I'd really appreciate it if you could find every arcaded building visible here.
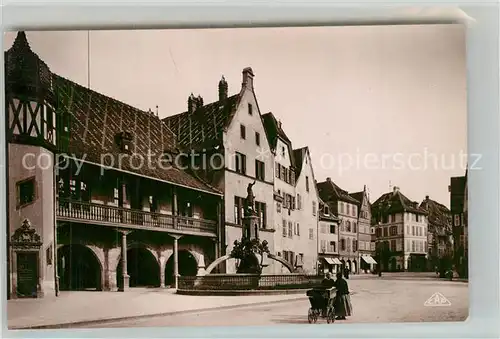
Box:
[5,32,223,298]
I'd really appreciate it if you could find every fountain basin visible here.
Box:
[177,273,323,296]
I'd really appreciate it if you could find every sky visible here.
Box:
[4,25,467,207]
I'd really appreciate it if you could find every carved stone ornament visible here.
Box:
[11,219,42,249]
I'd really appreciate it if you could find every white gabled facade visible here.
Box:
[223,68,276,274]
[272,137,298,273]
[288,147,319,274]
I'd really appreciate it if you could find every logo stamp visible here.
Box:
[424,292,452,306]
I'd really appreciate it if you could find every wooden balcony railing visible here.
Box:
[56,199,217,235]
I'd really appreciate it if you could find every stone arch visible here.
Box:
[267,254,294,273]
[57,244,104,291]
[179,243,206,268]
[116,244,160,288]
[204,255,230,275]
[164,249,199,286]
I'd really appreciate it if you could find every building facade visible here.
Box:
[288,147,320,273]
[350,186,377,273]
[449,172,468,278]
[6,32,224,298]
[164,69,277,274]
[419,195,453,271]
[371,186,429,272]
[317,200,341,274]
[317,177,360,273]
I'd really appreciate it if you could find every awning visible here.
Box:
[332,258,342,265]
[324,258,335,265]
[362,256,377,264]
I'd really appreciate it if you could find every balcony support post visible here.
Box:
[118,230,131,292]
[173,187,178,229]
[173,234,183,290]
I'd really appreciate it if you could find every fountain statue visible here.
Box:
[244,180,256,215]
[202,180,297,276]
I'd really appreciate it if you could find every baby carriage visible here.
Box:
[306,287,336,323]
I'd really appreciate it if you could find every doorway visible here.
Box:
[16,252,38,298]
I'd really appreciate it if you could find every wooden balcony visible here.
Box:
[56,199,217,237]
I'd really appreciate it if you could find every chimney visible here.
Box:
[425,195,429,201]
[188,93,196,114]
[393,186,399,194]
[278,120,282,129]
[326,177,331,182]
[156,105,159,117]
[242,67,254,91]
[218,75,228,101]
[196,95,204,110]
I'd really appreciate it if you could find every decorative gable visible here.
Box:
[11,219,42,249]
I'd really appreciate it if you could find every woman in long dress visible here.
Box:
[334,272,353,320]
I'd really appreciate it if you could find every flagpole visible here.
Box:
[87,31,91,89]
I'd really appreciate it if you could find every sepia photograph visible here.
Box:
[4,24,468,329]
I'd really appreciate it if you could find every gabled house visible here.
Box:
[317,199,341,274]
[291,146,320,274]
[317,177,360,273]
[371,186,428,272]
[259,112,320,273]
[164,68,276,273]
[419,195,453,270]
[349,186,377,273]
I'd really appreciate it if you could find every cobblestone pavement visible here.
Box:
[81,278,468,328]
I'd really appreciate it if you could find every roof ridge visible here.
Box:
[163,93,240,120]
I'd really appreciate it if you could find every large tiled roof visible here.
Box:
[52,76,220,195]
[419,196,451,235]
[316,178,360,205]
[372,188,427,216]
[349,191,364,207]
[162,94,240,150]
[261,112,292,149]
[292,147,308,177]
[6,32,221,195]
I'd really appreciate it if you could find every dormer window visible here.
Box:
[324,205,330,215]
[115,131,133,153]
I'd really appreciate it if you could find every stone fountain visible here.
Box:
[203,181,293,275]
[177,182,323,294]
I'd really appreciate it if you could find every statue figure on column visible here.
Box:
[244,180,256,216]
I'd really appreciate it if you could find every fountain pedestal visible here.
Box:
[242,214,259,241]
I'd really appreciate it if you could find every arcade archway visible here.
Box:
[165,250,198,286]
[58,244,102,291]
[117,247,160,288]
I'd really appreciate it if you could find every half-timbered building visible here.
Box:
[5,32,223,298]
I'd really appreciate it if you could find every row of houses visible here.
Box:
[5,32,465,300]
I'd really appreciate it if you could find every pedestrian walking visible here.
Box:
[343,267,350,279]
[334,272,352,320]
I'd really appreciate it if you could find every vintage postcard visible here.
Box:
[4,25,468,329]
